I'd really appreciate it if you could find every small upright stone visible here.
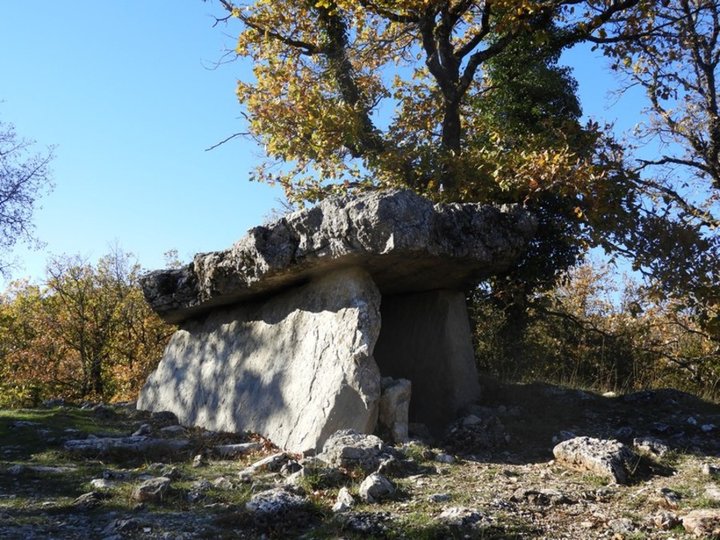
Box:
[378,377,411,443]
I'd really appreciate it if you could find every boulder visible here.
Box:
[138,268,381,454]
[141,189,535,324]
[552,436,639,484]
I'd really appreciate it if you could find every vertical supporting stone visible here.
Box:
[373,290,480,432]
[138,267,382,454]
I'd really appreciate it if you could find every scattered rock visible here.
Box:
[358,473,395,503]
[317,430,390,473]
[72,491,110,509]
[212,476,233,490]
[132,477,172,503]
[511,488,574,506]
[63,436,190,457]
[191,454,204,468]
[435,453,455,464]
[705,484,720,502]
[132,423,152,436]
[702,463,720,477]
[378,377,411,443]
[444,414,509,452]
[90,478,115,490]
[340,511,392,536]
[682,509,720,538]
[332,487,355,513]
[429,493,451,503]
[239,452,288,479]
[651,511,680,530]
[552,436,639,484]
[437,507,484,528]
[608,517,635,535]
[245,487,308,516]
[633,436,671,457]
[212,442,262,459]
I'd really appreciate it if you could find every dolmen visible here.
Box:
[138,189,535,454]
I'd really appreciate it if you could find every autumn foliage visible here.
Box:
[0,251,173,407]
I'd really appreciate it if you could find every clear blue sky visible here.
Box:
[0,2,643,286]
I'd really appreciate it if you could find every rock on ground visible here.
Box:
[317,430,391,473]
[332,487,355,513]
[132,477,172,503]
[682,509,720,538]
[138,268,382,454]
[358,473,395,503]
[378,377,411,443]
[245,487,308,516]
[63,436,190,457]
[553,436,639,484]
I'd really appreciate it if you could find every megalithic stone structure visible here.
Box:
[138,189,536,453]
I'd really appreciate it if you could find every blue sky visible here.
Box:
[0,2,643,286]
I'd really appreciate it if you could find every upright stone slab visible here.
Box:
[137,268,381,454]
[373,290,480,432]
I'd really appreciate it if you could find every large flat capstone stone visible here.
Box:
[142,189,535,324]
[137,267,381,454]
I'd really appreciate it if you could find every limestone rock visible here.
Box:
[358,473,395,503]
[552,436,639,484]
[332,487,355,513]
[138,268,382,454]
[633,436,671,457]
[141,189,535,324]
[239,452,288,479]
[437,507,484,528]
[682,509,720,538]
[318,430,390,473]
[213,442,262,459]
[132,476,171,502]
[245,487,308,516]
[63,436,190,457]
[72,491,110,509]
[378,377,411,443]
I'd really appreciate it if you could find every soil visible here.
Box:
[1,381,719,539]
